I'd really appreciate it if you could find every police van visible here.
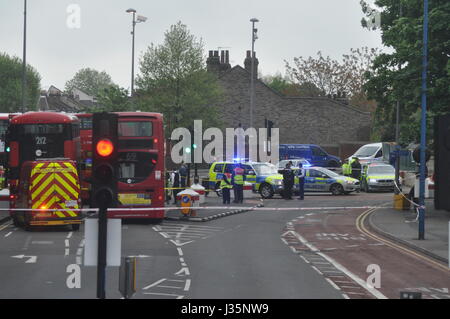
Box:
[208,161,282,198]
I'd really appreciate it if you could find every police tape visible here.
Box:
[0,205,400,213]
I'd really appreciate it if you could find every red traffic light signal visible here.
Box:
[96,139,114,157]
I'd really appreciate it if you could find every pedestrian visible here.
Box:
[171,170,181,204]
[351,157,362,181]
[297,163,305,200]
[282,162,294,199]
[179,161,188,188]
[220,174,233,204]
[232,164,245,204]
[342,159,352,177]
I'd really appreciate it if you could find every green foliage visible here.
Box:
[65,68,115,97]
[0,53,41,112]
[86,86,131,113]
[361,0,450,145]
[136,21,223,134]
[261,73,324,97]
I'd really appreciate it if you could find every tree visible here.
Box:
[284,47,380,110]
[0,53,41,113]
[136,21,223,134]
[65,68,115,97]
[85,86,131,113]
[262,73,325,97]
[361,0,450,145]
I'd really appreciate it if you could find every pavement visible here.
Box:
[367,198,449,264]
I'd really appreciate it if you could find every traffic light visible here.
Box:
[91,112,119,209]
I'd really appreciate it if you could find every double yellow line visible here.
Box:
[356,208,450,273]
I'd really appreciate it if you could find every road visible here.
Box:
[0,192,448,299]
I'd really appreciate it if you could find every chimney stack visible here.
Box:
[244,50,259,79]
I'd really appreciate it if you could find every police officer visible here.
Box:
[171,170,181,204]
[282,162,295,200]
[342,159,352,177]
[220,174,232,204]
[232,164,245,204]
[179,161,188,188]
[351,157,362,181]
[297,163,305,200]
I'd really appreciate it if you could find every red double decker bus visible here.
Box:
[76,112,165,220]
[6,112,81,205]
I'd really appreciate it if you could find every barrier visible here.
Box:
[190,183,206,204]
[176,189,200,217]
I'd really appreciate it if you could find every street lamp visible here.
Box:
[22,0,27,113]
[249,18,259,129]
[126,8,147,97]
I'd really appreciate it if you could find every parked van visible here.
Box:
[279,144,341,168]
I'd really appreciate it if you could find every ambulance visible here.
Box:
[11,159,82,230]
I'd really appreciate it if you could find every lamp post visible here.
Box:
[249,18,259,129]
[21,0,27,113]
[418,0,429,240]
[126,8,147,97]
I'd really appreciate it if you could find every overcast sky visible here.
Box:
[0,0,383,92]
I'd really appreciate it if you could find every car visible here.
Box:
[360,163,396,192]
[277,158,311,169]
[296,167,361,195]
[279,144,341,168]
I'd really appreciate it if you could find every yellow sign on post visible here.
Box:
[180,194,192,216]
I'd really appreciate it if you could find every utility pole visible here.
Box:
[418,0,429,240]
[249,18,259,129]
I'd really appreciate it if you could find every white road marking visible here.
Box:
[342,294,350,299]
[65,239,69,247]
[76,248,83,256]
[177,248,183,256]
[175,267,190,276]
[170,239,194,247]
[76,256,82,265]
[326,278,341,291]
[65,249,70,256]
[143,278,166,290]
[66,232,73,239]
[311,266,323,275]
[299,255,310,264]
[158,285,182,289]
[4,232,12,238]
[11,255,37,263]
[31,241,54,245]
[291,231,387,299]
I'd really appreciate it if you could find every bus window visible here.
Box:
[119,122,153,137]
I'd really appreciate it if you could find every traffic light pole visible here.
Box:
[97,206,107,299]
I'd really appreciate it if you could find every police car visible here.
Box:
[277,158,311,169]
[297,167,361,195]
[208,161,282,198]
[361,163,395,192]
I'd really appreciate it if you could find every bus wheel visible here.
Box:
[72,224,80,231]
[260,183,274,199]
[330,184,344,195]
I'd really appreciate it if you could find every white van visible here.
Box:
[348,143,383,164]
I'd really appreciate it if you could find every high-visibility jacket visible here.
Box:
[220,178,233,189]
[233,174,244,185]
[342,163,352,175]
